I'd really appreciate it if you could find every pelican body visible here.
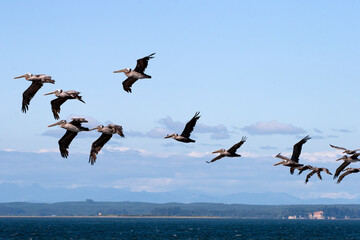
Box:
[207,136,247,163]
[14,73,55,113]
[333,153,360,179]
[274,135,311,172]
[164,112,200,143]
[48,118,89,158]
[337,167,360,183]
[89,124,125,165]
[301,166,332,184]
[114,53,155,93]
[330,144,360,155]
[44,89,85,119]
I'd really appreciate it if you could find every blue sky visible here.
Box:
[1,0,360,203]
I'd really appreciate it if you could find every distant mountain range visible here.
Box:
[0,183,359,204]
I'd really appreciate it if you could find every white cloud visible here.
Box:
[320,192,358,199]
[243,120,305,135]
[106,146,131,152]
[35,148,59,153]
[188,151,211,158]
[301,151,341,163]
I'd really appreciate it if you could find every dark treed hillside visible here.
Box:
[1,201,360,219]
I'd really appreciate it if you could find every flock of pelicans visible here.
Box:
[14,53,360,184]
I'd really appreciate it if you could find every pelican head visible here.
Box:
[164,133,177,139]
[48,120,66,127]
[14,73,32,79]
[212,149,225,154]
[336,155,347,161]
[44,89,62,96]
[113,68,131,74]
[89,125,104,131]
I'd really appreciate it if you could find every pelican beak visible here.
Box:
[163,134,172,139]
[273,161,283,166]
[336,157,343,161]
[14,74,27,79]
[212,149,222,154]
[89,127,99,131]
[113,69,126,73]
[48,121,62,127]
[43,91,57,96]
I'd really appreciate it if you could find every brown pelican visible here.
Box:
[207,137,247,163]
[303,166,332,184]
[274,135,311,171]
[113,53,155,93]
[333,153,360,179]
[296,165,313,175]
[89,124,125,165]
[164,112,200,143]
[14,73,55,113]
[330,144,360,155]
[44,89,85,119]
[48,118,89,158]
[337,168,360,183]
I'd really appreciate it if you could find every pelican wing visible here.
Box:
[50,97,70,120]
[305,170,317,184]
[316,171,322,180]
[134,53,155,74]
[69,118,89,131]
[275,153,289,161]
[109,124,125,137]
[350,152,360,159]
[180,112,200,138]
[227,136,247,154]
[206,154,225,163]
[58,130,78,158]
[290,167,295,175]
[334,161,351,179]
[89,133,113,165]
[298,165,312,175]
[337,170,357,183]
[122,77,138,93]
[22,81,43,113]
[329,144,347,151]
[291,135,311,162]
[322,168,332,175]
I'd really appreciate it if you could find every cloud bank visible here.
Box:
[243,120,305,135]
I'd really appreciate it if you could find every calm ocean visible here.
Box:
[0,217,360,239]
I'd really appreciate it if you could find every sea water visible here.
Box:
[0,217,360,239]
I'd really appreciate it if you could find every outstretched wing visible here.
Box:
[275,153,289,161]
[334,161,351,179]
[180,112,200,138]
[337,171,356,183]
[298,165,312,175]
[58,130,78,158]
[109,124,125,137]
[89,133,113,165]
[22,81,43,113]
[50,97,69,120]
[305,170,317,184]
[134,53,155,74]
[316,171,322,180]
[122,77,138,93]
[206,154,225,163]
[322,168,332,175]
[291,135,311,162]
[227,136,247,154]
[329,144,347,151]
[69,118,88,131]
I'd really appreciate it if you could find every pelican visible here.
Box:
[330,144,360,155]
[303,166,332,184]
[337,167,360,183]
[274,135,311,171]
[89,124,125,165]
[48,118,89,158]
[113,53,155,93]
[296,165,313,175]
[333,153,360,179]
[44,89,85,119]
[164,112,200,143]
[207,137,247,163]
[14,73,55,113]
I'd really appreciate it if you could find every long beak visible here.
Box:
[273,161,283,166]
[14,74,26,79]
[212,149,222,154]
[336,157,343,161]
[113,69,126,73]
[43,91,57,96]
[89,127,98,131]
[48,121,62,127]
[163,135,172,139]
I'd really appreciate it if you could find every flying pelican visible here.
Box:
[207,137,247,163]
[44,89,85,119]
[303,166,332,184]
[274,135,311,171]
[88,124,125,165]
[164,112,200,143]
[14,73,55,113]
[48,118,89,158]
[113,53,155,93]
[333,153,360,179]
[330,144,360,155]
[337,167,360,183]
[296,165,313,175]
